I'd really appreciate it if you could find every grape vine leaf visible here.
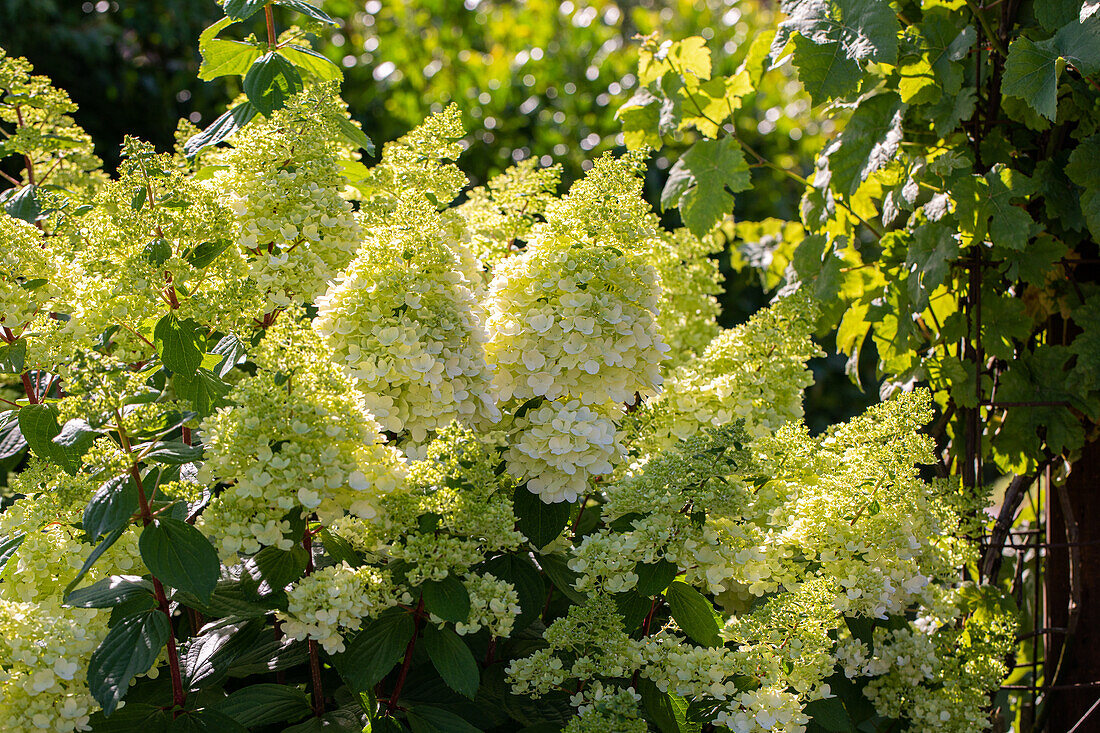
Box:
[1002,37,1063,121]
[905,222,958,310]
[819,92,904,197]
[1003,16,1100,120]
[772,0,899,63]
[1066,134,1100,239]
[773,0,899,104]
[662,137,751,238]
[789,34,862,105]
[920,8,975,95]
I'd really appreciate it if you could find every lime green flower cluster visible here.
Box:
[280,563,403,654]
[315,231,498,446]
[213,86,362,311]
[564,683,647,733]
[199,313,406,556]
[630,289,822,461]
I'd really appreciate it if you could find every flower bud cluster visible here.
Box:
[279,562,402,654]
[454,573,521,637]
[564,683,647,733]
[0,216,79,333]
[508,595,643,696]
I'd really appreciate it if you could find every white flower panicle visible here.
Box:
[315,230,498,445]
[199,313,406,556]
[213,86,363,310]
[631,289,822,460]
[486,240,667,406]
[505,398,624,503]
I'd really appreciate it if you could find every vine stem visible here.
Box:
[115,412,187,711]
[963,0,1007,55]
[302,529,325,717]
[387,595,424,715]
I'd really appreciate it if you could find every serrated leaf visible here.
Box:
[186,239,233,269]
[405,706,482,733]
[820,92,904,197]
[241,544,308,596]
[0,339,26,374]
[84,475,139,542]
[318,528,362,566]
[639,677,699,733]
[537,552,585,604]
[214,683,312,727]
[0,409,26,459]
[243,52,304,117]
[635,558,679,596]
[86,702,170,732]
[422,576,471,623]
[141,441,204,465]
[65,575,153,609]
[185,102,258,158]
[790,35,863,105]
[280,45,343,81]
[1002,37,1062,121]
[139,517,220,601]
[773,0,898,64]
[804,696,855,732]
[154,313,205,376]
[199,39,263,81]
[616,87,663,149]
[88,609,170,715]
[663,137,751,238]
[18,403,87,474]
[65,526,127,596]
[0,533,25,573]
[173,367,232,418]
[1067,135,1100,240]
[333,611,415,691]
[513,485,571,549]
[664,581,722,647]
[480,554,544,630]
[223,0,267,20]
[327,112,375,155]
[276,0,337,24]
[423,625,479,699]
[210,334,247,377]
[168,710,249,733]
[180,618,265,689]
[4,184,40,223]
